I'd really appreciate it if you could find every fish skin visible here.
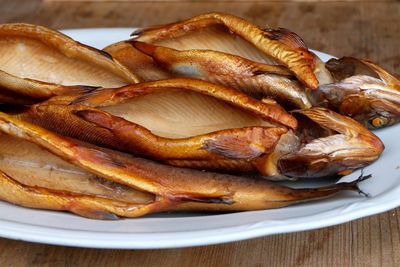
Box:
[70,78,298,130]
[76,108,287,160]
[19,78,294,165]
[132,12,319,89]
[277,108,384,178]
[130,41,312,109]
[131,41,293,77]
[0,23,140,102]
[0,69,99,102]
[20,79,384,179]
[0,112,370,218]
[103,41,172,82]
[318,57,400,129]
[0,170,170,219]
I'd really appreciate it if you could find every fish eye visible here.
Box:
[370,116,388,128]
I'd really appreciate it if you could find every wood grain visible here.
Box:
[0,1,399,266]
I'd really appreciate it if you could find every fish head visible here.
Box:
[316,75,400,129]
[315,57,400,129]
[276,108,384,178]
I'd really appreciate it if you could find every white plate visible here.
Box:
[1,28,399,249]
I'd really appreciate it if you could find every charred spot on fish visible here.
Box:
[69,92,98,105]
[253,70,268,76]
[68,201,120,220]
[96,49,114,60]
[130,29,144,37]
[75,85,101,93]
[171,195,234,205]
[78,41,114,60]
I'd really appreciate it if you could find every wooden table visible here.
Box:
[0,1,399,266]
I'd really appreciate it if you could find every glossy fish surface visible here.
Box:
[314,57,400,129]
[21,78,295,163]
[104,13,334,110]
[131,13,320,89]
[276,108,384,178]
[0,23,139,102]
[0,112,370,218]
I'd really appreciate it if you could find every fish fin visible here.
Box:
[67,201,119,220]
[73,142,127,169]
[263,28,308,50]
[203,127,285,159]
[338,172,372,197]
[74,109,125,131]
[362,60,400,89]
[293,107,370,137]
[203,137,264,159]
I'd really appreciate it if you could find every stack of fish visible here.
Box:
[0,13,398,219]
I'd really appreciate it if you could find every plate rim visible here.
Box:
[0,27,399,249]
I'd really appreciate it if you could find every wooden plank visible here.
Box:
[0,210,399,266]
[0,1,399,266]
[2,1,399,71]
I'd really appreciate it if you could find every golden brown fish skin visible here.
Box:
[0,112,369,216]
[74,108,287,160]
[0,131,155,204]
[165,158,256,173]
[316,57,400,129]
[0,171,172,219]
[0,161,370,218]
[29,103,287,161]
[188,108,384,179]
[276,108,384,178]
[0,23,139,83]
[71,78,297,129]
[129,41,312,109]
[20,78,295,162]
[132,12,319,89]
[0,69,97,102]
[0,23,139,101]
[22,102,287,162]
[22,81,383,179]
[0,90,36,105]
[131,41,293,77]
[103,41,172,82]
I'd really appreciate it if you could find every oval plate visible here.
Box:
[0,28,399,249]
